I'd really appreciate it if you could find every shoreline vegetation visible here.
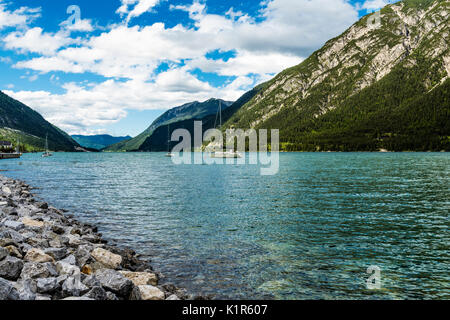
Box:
[0,174,196,301]
[7,149,450,155]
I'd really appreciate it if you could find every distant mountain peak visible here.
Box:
[71,134,132,150]
[104,98,233,152]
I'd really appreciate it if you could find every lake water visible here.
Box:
[0,152,449,299]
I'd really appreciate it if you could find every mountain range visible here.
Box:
[108,0,450,153]
[138,85,264,152]
[1,0,448,153]
[224,0,449,151]
[72,135,131,150]
[104,99,233,152]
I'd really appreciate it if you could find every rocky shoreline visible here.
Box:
[0,175,190,300]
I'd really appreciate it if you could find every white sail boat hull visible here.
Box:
[208,101,242,159]
[42,134,53,157]
[211,151,242,158]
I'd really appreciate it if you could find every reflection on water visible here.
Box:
[1,152,449,299]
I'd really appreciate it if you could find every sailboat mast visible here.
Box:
[167,124,170,153]
[219,101,222,129]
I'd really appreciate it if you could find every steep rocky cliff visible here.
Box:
[225,0,449,151]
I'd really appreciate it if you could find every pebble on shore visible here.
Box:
[0,175,189,301]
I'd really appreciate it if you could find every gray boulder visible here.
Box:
[95,269,134,297]
[20,262,58,279]
[60,254,77,266]
[3,220,24,231]
[62,296,94,300]
[0,238,19,247]
[36,277,59,294]
[82,275,101,288]
[0,230,24,242]
[56,261,80,277]
[106,291,119,300]
[44,247,67,261]
[75,245,93,266]
[0,247,8,260]
[62,277,89,297]
[0,277,19,300]
[15,279,37,300]
[50,224,66,235]
[0,256,24,280]
[36,202,48,210]
[84,286,107,300]
[2,207,17,216]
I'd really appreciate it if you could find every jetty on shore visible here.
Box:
[0,153,21,160]
[0,140,21,159]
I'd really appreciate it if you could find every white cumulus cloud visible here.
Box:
[4,27,76,55]
[117,0,163,23]
[0,1,40,29]
[2,0,362,135]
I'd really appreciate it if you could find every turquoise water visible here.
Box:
[1,152,449,299]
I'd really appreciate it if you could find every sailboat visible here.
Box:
[165,124,174,157]
[210,101,242,159]
[42,134,53,158]
[14,138,22,157]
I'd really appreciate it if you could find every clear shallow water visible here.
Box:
[1,152,449,299]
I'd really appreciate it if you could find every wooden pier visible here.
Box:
[0,153,21,159]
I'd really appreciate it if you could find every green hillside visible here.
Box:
[104,99,233,152]
[0,91,80,152]
[138,85,264,151]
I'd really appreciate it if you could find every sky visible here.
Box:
[0,0,396,137]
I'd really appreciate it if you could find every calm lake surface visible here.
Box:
[1,152,449,299]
